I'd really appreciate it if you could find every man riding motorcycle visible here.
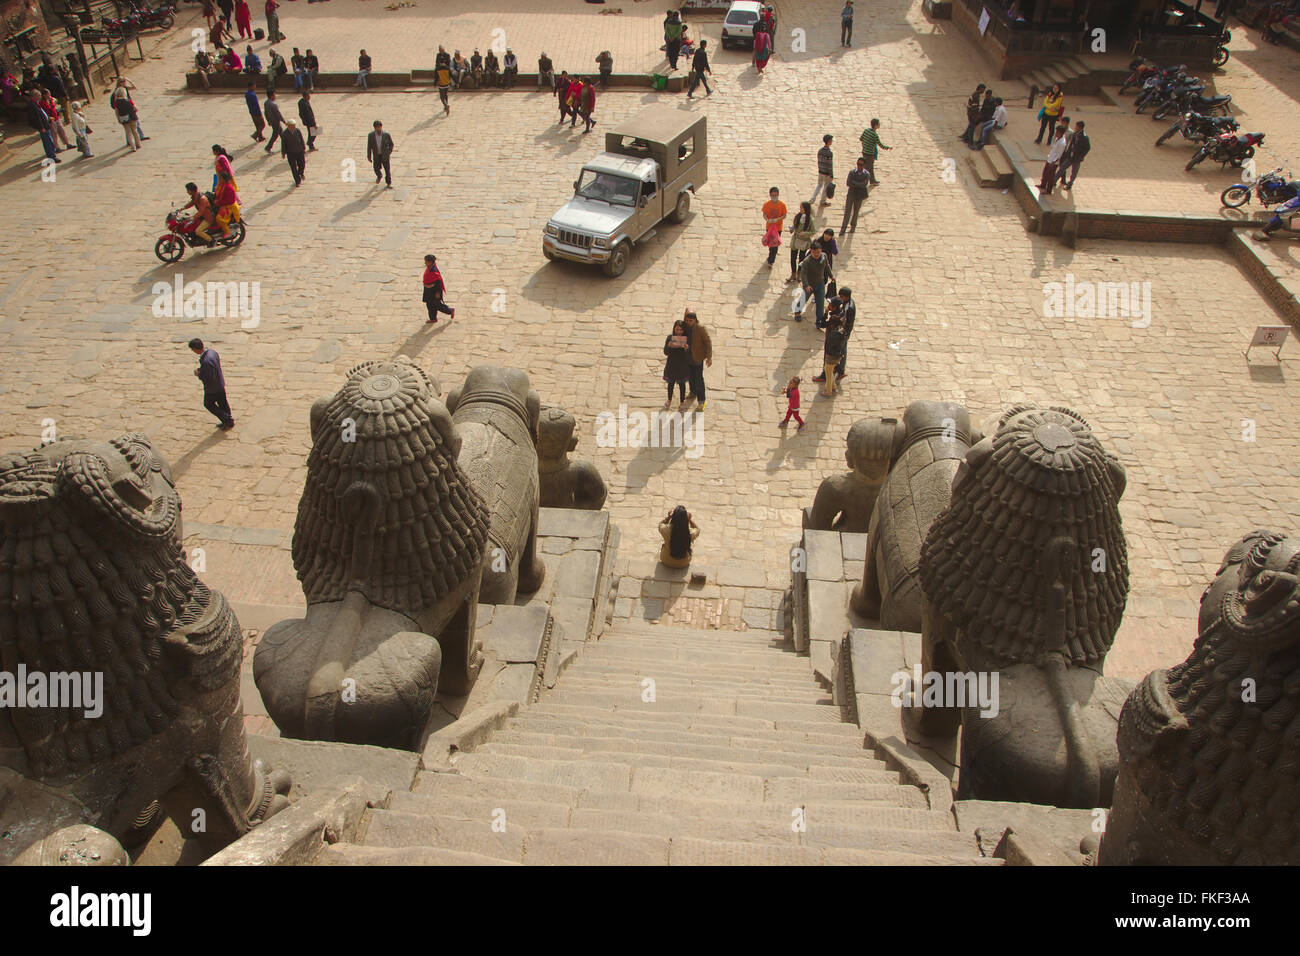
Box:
[181,180,216,243]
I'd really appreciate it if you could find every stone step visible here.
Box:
[315,843,519,865]
[410,770,928,812]
[966,148,1000,188]
[565,662,817,685]
[362,807,974,861]
[364,812,672,864]
[667,837,996,866]
[536,694,847,725]
[471,742,899,782]
[550,679,822,704]
[487,730,885,768]
[1061,57,1090,76]
[606,620,787,643]
[504,716,869,753]
[563,805,955,843]
[525,702,857,735]
[391,785,926,827]
[984,144,1015,184]
[583,640,805,661]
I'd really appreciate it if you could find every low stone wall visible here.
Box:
[186,71,686,93]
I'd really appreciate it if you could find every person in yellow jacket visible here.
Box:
[1035,83,1064,145]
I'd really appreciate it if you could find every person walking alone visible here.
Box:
[841,1,854,46]
[281,118,306,184]
[298,90,317,150]
[841,157,870,234]
[189,338,235,429]
[245,81,265,141]
[422,254,454,323]
[687,39,712,97]
[368,119,394,187]
[436,58,452,115]
[810,134,834,205]
[683,310,712,411]
[780,376,804,430]
[263,89,284,153]
[762,186,787,267]
[859,118,889,186]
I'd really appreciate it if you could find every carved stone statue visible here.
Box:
[0,434,290,862]
[446,366,545,605]
[803,417,897,533]
[1101,530,1300,865]
[850,401,976,630]
[917,404,1131,808]
[254,358,492,749]
[537,405,607,511]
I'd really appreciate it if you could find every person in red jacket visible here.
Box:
[780,376,804,430]
[235,0,253,40]
[578,77,596,134]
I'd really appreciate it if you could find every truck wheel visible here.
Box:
[603,242,629,278]
[670,191,690,224]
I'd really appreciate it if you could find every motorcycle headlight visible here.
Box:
[544,223,558,237]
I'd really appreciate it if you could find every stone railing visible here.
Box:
[186,70,687,93]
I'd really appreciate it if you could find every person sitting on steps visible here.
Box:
[659,506,700,569]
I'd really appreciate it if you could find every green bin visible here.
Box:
[652,73,668,91]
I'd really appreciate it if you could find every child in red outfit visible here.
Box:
[780,376,804,429]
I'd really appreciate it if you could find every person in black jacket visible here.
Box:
[663,319,692,408]
[1058,120,1090,190]
[281,118,306,185]
[190,338,235,429]
[298,91,317,149]
[25,91,58,163]
[687,39,712,97]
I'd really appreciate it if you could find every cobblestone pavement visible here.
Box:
[1,0,1298,680]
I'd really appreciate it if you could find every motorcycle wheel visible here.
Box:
[1186,152,1207,171]
[1153,104,1170,121]
[1213,48,1229,68]
[219,221,246,248]
[1221,185,1251,208]
[1155,125,1178,146]
[154,235,184,263]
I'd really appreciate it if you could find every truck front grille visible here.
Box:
[558,229,593,249]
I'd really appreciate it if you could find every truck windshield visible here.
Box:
[577,169,640,207]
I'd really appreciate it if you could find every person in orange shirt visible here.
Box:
[762,186,787,266]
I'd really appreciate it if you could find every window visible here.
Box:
[615,136,653,157]
[677,135,695,162]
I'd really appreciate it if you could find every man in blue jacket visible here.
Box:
[190,339,235,429]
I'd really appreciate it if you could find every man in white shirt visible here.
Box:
[972,97,1007,150]
[1039,123,1067,195]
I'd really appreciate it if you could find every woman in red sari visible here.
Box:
[213,168,241,237]
[753,27,772,74]
[235,0,253,40]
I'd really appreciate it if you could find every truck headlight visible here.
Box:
[593,237,608,248]
[544,224,559,236]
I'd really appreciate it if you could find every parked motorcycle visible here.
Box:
[1214,29,1232,68]
[1185,132,1265,172]
[1221,168,1299,209]
[1134,68,1191,111]
[1122,61,1183,97]
[1156,111,1239,147]
[1153,85,1232,121]
[154,209,245,262]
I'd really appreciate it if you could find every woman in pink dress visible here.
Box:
[753,27,772,74]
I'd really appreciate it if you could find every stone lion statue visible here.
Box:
[916,404,1131,808]
[255,358,491,749]
[1101,530,1300,865]
[0,433,289,864]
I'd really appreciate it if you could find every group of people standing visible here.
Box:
[662,310,714,412]
[958,81,1091,193]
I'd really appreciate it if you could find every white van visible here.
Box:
[720,0,763,49]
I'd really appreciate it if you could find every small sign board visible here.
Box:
[978,7,991,34]
[1246,325,1290,361]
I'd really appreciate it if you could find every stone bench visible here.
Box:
[186,71,686,92]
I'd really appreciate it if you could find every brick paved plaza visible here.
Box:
[2,0,1298,681]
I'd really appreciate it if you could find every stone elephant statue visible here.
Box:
[446,366,546,606]
[0,434,290,863]
[850,401,977,631]
[255,358,492,749]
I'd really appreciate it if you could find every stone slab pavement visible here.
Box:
[1,0,1298,682]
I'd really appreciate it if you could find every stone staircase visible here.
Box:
[316,620,992,865]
